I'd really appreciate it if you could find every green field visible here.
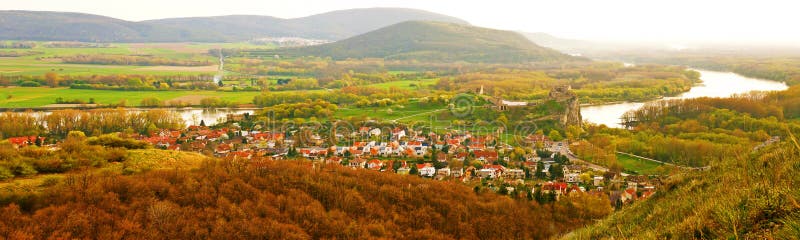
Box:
[616,153,669,175]
[334,102,445,121]
[0,42,267,76]
[364,78,437,90]
[0,87,265,107]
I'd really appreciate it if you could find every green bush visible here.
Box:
[19,81,41,87]
[0,166,13,180]
[10,160,37,176]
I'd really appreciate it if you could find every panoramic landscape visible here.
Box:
[1,1,799,239]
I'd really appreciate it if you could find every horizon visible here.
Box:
[3,0,800,46]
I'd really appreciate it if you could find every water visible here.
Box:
[581,69,789,128]
[174,108,254,126]
[32,108,256,127]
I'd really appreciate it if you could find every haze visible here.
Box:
[3,0,799,45]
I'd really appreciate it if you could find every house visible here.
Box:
[417,163,436,177]
[451,168,464,178]
[215,144,232,155]
[358,127,370,135]
[620,188,637,203]
[396,167,411,175]
[369,128,382,136]
[563,165,584,175]
[392,128,406,139]
[349,158,366,168]
[228,151,252,160]
[641,190,656,199]
[593,176,605,186]
[503,169,525,179]
[326,156,342,165]
[436,152,448,162]
[541,182,569,200]
[473,150,498,162]
[190,141,207,152]
[455,152,469,161]
[477,169,497,179]
[367,159,383,171]
[565,173,581,183]
[482,164,506,177]
[526,134,551,148]
[167,145,181,151]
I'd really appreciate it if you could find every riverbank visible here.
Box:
[581,69,789,128]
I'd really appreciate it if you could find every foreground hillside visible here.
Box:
[562,88,800,239]
[276,21,578,63]
[0,156,610,239]
[564,141,800,239]
[0,8,467,42]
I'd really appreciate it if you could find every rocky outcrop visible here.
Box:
[549,85,582,127]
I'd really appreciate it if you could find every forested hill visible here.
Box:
[274,21,582,63]
[0,8,468,42]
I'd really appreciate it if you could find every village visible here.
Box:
[6,114,657,207]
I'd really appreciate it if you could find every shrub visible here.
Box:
[0,166,13,180]
[19,81,41,87]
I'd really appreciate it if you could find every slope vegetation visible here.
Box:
[278,21,578,63]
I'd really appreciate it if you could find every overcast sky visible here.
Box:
[3,0,799,45]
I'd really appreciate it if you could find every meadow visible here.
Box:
[0,87,263,107]
[615,153,669,175]
[0,42,265,76]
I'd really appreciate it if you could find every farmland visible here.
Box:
[0,87,263,108]
[0,42,265,76]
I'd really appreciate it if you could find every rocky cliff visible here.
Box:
[549,86,582,127]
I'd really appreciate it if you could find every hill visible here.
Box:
[0,8,467,42]
[0,11,219,42]
[145,8,469,41]
[563,141,800,239]
[561,88,800,239]
[276,21,579,63]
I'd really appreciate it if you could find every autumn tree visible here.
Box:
[45,72,60,87]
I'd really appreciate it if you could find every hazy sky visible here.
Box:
[3,0,799,45]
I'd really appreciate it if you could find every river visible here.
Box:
[581,69,789,128]
[30,108,256,127]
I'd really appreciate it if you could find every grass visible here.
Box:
[616,153,668,175]
[364,78,437,90]
[0,149,208,192]
[0,42,264,76]
[119,149,208,174]
[334,102,445,121]
[0,87,266,107]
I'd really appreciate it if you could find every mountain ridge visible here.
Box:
[0,8,468,42]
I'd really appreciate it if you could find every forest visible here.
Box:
[573,86,800,169]
[0,109,184,139]
[0,155,611,239]
[608,51,800,86]
[60,54,214,66]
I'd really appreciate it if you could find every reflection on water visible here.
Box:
[31,108,256,127]
[581,70,788,128]
[175,109,255,126]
